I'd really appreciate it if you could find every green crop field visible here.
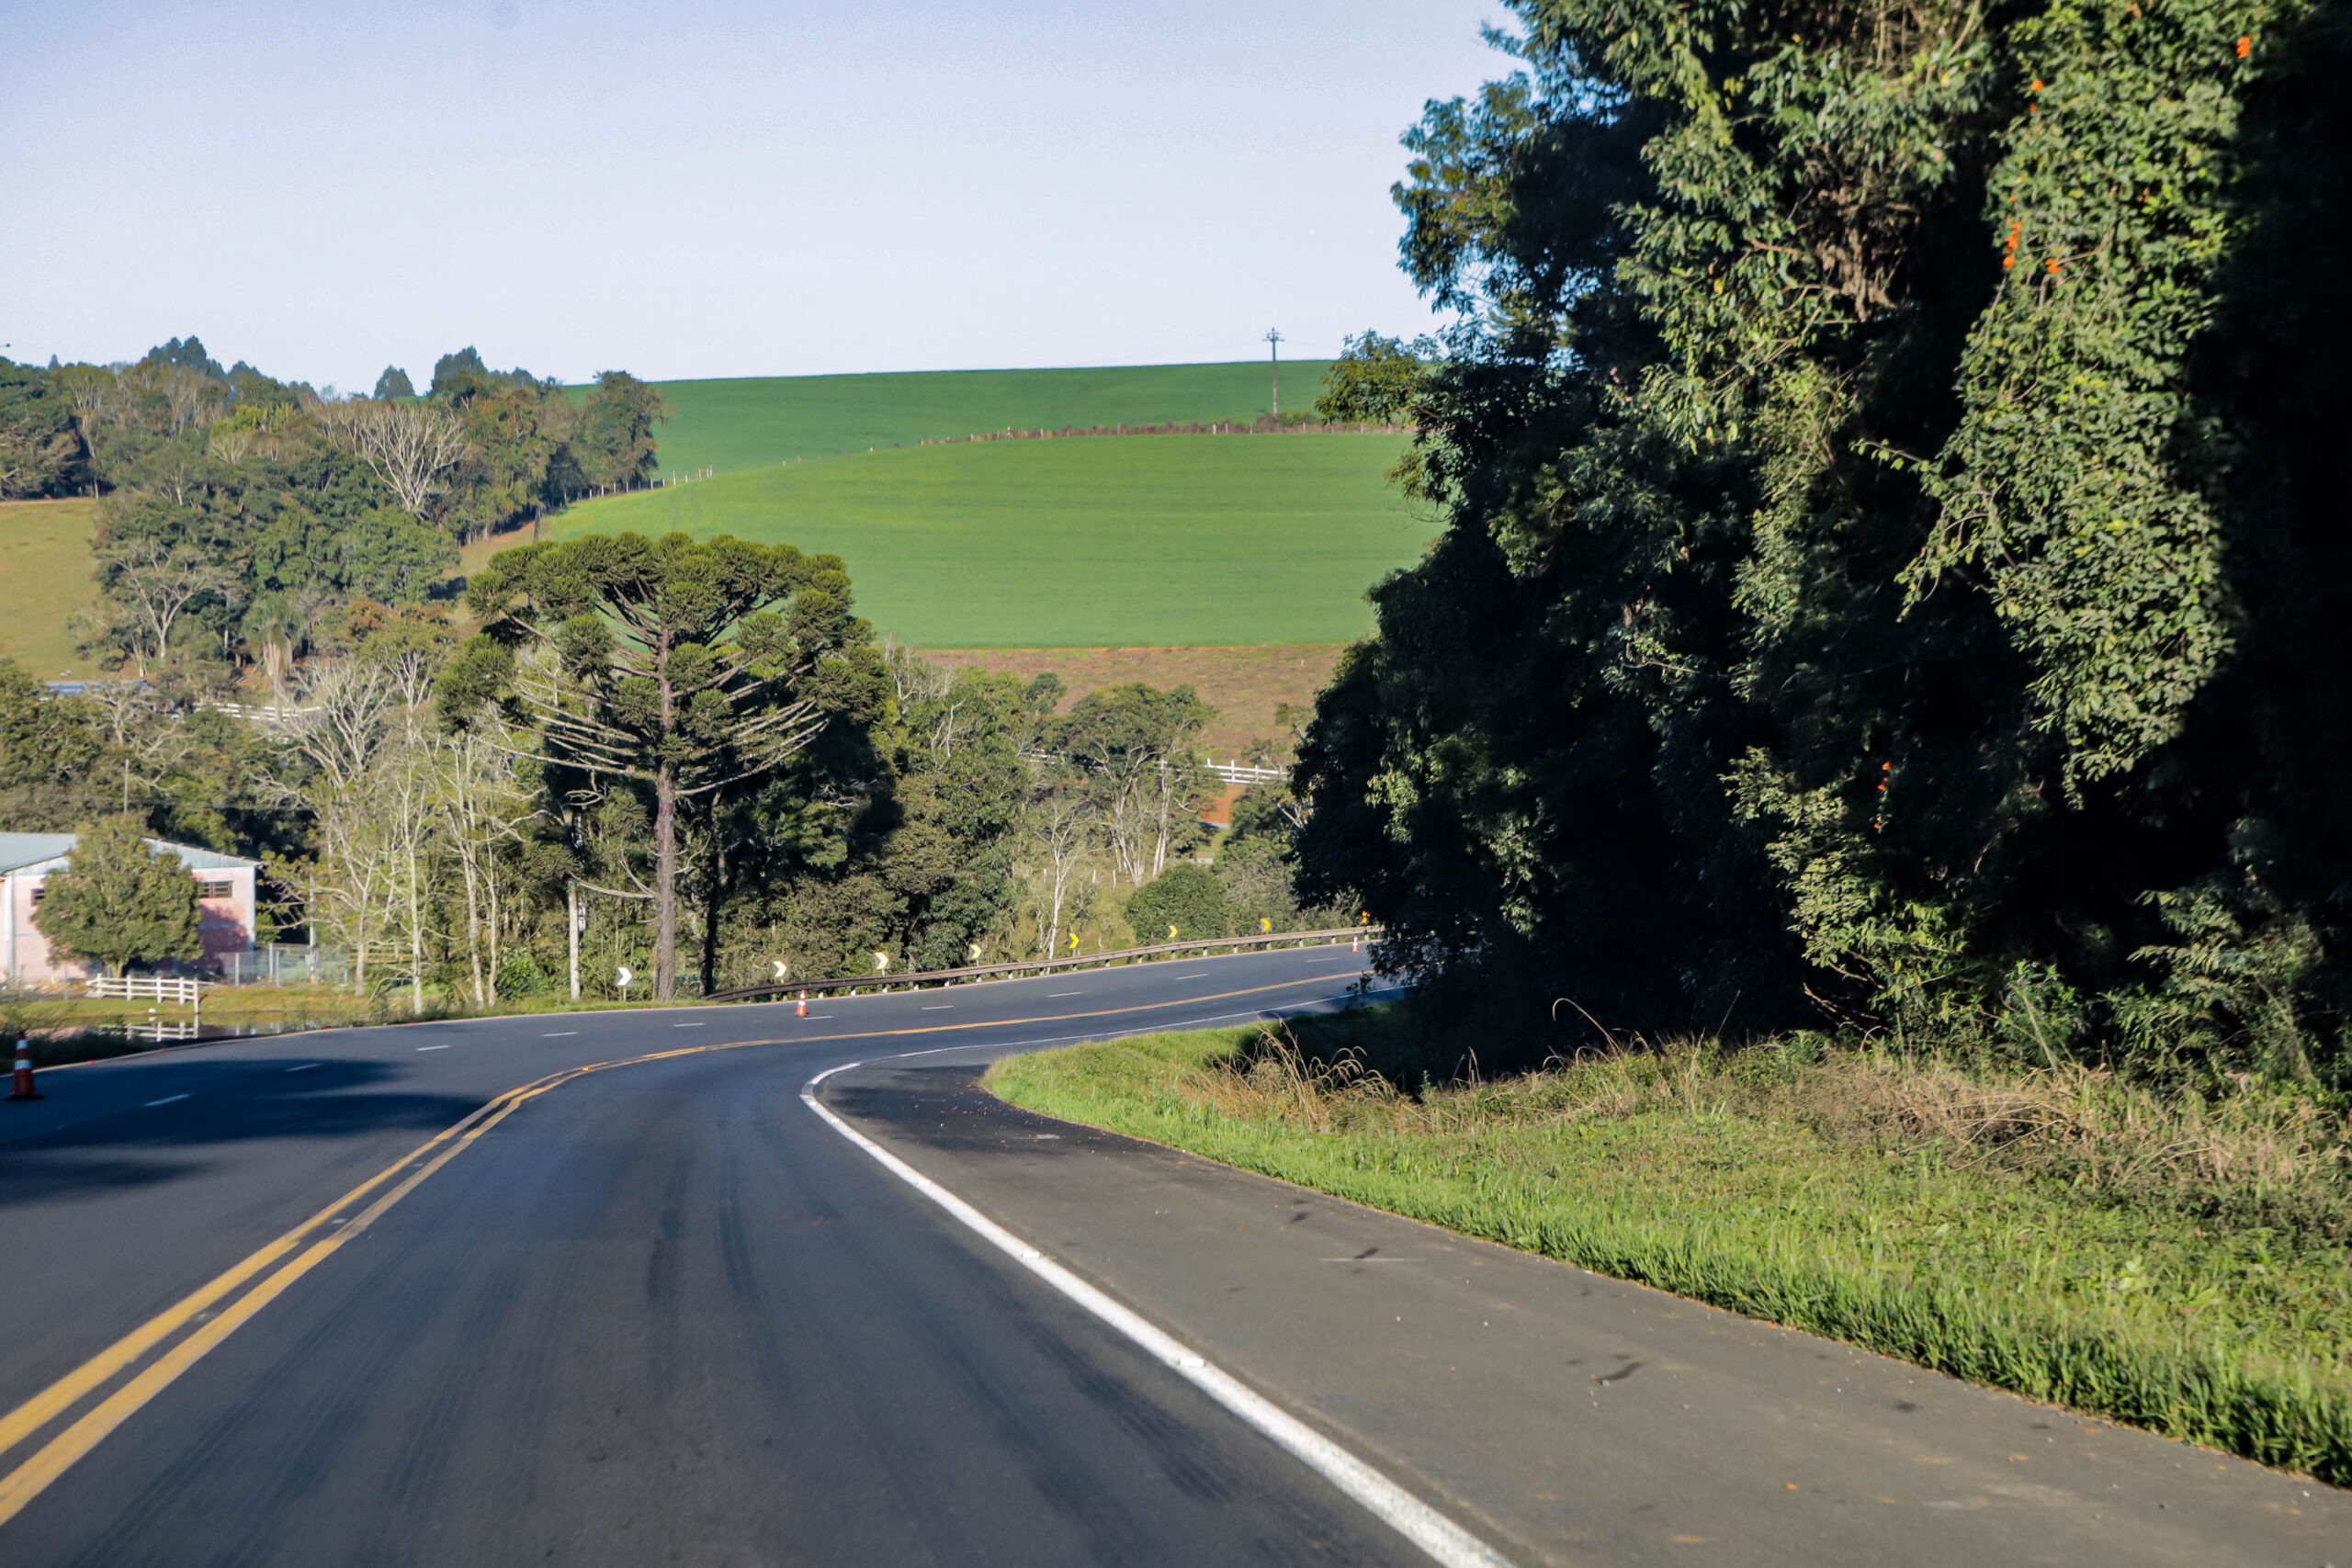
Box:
[0,499,101,678]
[542,432,1426,647]
[636,360,1331,480]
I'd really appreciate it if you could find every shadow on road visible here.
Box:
[830,1062,1115,1157]
[0,1059,482,1208]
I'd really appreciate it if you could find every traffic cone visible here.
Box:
[1351,935,1359,953]
[8,1037,39,1101]
[797,991,808,1018]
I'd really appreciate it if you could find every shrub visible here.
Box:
[1125,863,1231,942]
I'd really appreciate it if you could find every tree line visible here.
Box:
[0,337,666,695]
[1294,0,2351,1088]
[0,541,1329,1005]
[0,333,1343,1007]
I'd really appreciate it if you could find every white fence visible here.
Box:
[80,976,209,1004]
[1016,750,1288,787]
[202,701,322,728]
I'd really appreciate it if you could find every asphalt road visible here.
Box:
[1,945,2342,1566]
[1,946,1421,1566]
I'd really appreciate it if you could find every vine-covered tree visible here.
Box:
[1297,0,2352,1081]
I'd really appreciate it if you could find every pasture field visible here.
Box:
[637,360,1332,479]
[0,498,101,678]
[539,432,1426,648]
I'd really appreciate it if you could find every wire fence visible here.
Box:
[218,945,352,987]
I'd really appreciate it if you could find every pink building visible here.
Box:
[0,832,260,986]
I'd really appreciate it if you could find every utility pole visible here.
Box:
[1264,328,1283,418]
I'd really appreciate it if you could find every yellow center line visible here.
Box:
[0,1069,570,1466]
[0,970,1353,1529]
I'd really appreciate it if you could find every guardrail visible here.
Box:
[701,925,1381,1005]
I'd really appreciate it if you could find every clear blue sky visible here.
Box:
[0,1,1509,389]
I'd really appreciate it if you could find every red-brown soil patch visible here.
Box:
[921,644,1347,761]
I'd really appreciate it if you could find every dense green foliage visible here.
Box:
[1126,863,1231,941]
[631,360,1338,479]
[551,434,1423,647]
[991,1021,2352,1484]
[0,359,85,499]
[0,337,665,689]
[0,655,289,853]
[1313,331,1434,425]
[1297,0,2352,1083]
[33,817,205,975]
[451,531,888,999]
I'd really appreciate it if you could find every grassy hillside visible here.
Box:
[546,433,1425,647]
[0,499,100,678]
[640,360,1330,479]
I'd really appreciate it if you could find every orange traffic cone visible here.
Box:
[8,1037,39,1101]
[797,991,808,1018]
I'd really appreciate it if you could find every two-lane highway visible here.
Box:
[2,946,1417,1566]
[6,942,2344,1566]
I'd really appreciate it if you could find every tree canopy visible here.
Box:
[33,818,206,976]
[449,530,888,998]
[1296,0,2352,1084]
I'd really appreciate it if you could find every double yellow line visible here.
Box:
[0,972,1350,1529]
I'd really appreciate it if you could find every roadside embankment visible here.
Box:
[987,1015,2352,1487]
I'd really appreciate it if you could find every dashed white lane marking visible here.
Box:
[673,1022,706,1029]
[802,1060,1515,1568]
[144,1094,191,1107]
[1047,991,1083,998]
[416,1044,449,1052]
[922,1005,953,1010]
[543,1032,577,1037]
[283,1064,321,1073]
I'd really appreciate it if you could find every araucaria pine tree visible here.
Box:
[446,532,887,1000]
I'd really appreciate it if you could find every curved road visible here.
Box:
[2,946,2342,1565]
[2,947,1413,1566]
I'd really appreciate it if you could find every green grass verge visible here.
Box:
[987,1024,2352,1487]
[0,499,101,679]
[548,433,1425,647]
[634,360,1335,479]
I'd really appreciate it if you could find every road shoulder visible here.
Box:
[821,1057,2345,1568]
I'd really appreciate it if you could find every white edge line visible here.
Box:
[800,1060,1514,1568]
